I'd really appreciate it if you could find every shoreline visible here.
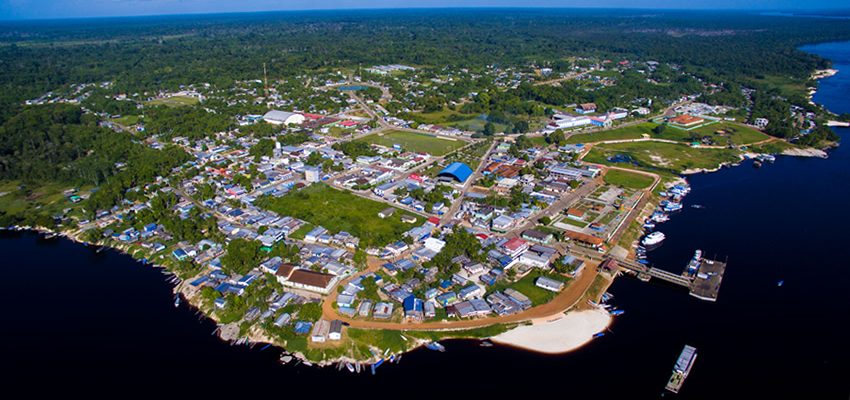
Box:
[491,309,612,354]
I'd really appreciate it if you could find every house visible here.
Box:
[304,226,328,243]
[310,319,330,343]
[491,215,514,232]
[566,208,586,220]
[273,313,292,327]
[576,103,597,114]
[403,296,424,321]
[373,302,394,319]
[458,284,484,300]
[329,320,343,341]
[401,214,418,223]
[424,237,446,253]
[304,166,322,183]
[378,207,396,219]
[522,229,553,244]
[520,251,551,268]
[535,276,564,292]
[501,237,529,259]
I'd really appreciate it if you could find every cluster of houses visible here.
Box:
[543,104,631,133]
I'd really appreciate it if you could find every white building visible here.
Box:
[263,110,306,125]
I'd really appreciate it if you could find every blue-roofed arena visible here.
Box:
[438,162,473,183]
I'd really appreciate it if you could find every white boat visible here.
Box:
[346,362,355,373]
[642,231,666,246]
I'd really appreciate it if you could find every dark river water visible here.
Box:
[3,43,849,398]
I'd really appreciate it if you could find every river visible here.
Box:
[2,43,849,398]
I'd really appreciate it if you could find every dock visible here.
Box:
[611,256,727,302]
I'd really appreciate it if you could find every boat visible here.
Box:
[355,362,362,373]
[686,250,702,275]
[753,160,762,168]
[480,340,494,347]
[260,343,272,351]
[777,280,784,287]
[665,345,698,394]
[643,223,656,229]
[690,204,705,209]
[610,309,625,316]
[593,332,606,338]
[641,231,666,246]
[425,341,446,352]
[637,259,649,265]
[174,294,181,308]
[346,362,355,373]
[279,354,293,364]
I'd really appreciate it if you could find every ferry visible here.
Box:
[642,231,666,246]
[665,345,698,393]
[425,341,446,352]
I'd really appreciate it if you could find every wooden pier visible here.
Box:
[610,256,727,301]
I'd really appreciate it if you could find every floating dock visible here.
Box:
[611,255,728,302]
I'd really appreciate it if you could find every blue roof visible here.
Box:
[438,162,473,183]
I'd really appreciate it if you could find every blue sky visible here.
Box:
[0,0,847,20]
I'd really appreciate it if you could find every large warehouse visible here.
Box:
[263,110,306,125]
[438,162,473,183]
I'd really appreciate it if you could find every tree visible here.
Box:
[653,124,667,135]
[221,239,261,275]
[483,122,495,136]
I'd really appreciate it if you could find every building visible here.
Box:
[263,110,306,125]
[502,237,530,259]
[329,320,343,341]
[378,207,396,219]
[310,319,330,342]
[304,166,321,183]
[437,162,473,184]
[275,264,339,294]
[403,296,424,321]
[668,114,704,128]
[536,276,564,292]
[576,103,597,114]
[522,229,553,244]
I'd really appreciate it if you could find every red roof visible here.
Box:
[669,114,704,126]
[408,174,423,182]
[301,113,324,120]
[427,217,440,225]
[503,237,528,252]
[340,120,358,127]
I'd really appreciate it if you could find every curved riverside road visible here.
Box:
[321,258,598,331]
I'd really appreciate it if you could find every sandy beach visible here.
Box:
[491,309,612,354]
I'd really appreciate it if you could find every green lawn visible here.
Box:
[403,108,477,124]
[565,122,657,144]
[583,141,741,174]
[488,270,568,306]
[255,183,423,247]
[680,122,769,145]
[145,95,199,107]
[560,217,589,228]
[356,130,467,156]
[748,140,796,154]
[566,121,768,146]
[603,169,655,190]
[111,115,141,125]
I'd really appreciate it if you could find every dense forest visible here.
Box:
[1,9,849,124]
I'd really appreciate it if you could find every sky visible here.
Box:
[0,0,847,20]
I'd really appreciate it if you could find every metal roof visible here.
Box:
[438,162,473,183]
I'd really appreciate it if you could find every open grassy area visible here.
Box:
[487,269,568,306]
[681,122,769,145]
[583,141,741,174]
[256,183,422,247]
[145,95,199,107]
[748,140,796,154]
[111,115,141,126]
[567,121,768,146]
[0,180,81,217]
[403,108,477,124]
[565,122,657,144]
[603,169,655,190]
[356,130,467,156]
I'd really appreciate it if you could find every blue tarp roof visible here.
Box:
[438,162,473,183]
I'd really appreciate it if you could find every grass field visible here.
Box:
[356,130,467,156]
[111,115,141,125]
[145,95,199,107]
[256,184,422,247]
[603,169,655,190]
[565,122,656,144]
[583,141,741,174]
[748,140,796,154]
[404,108,477,124]
[566,121,769,146]
[487,270,568,306]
